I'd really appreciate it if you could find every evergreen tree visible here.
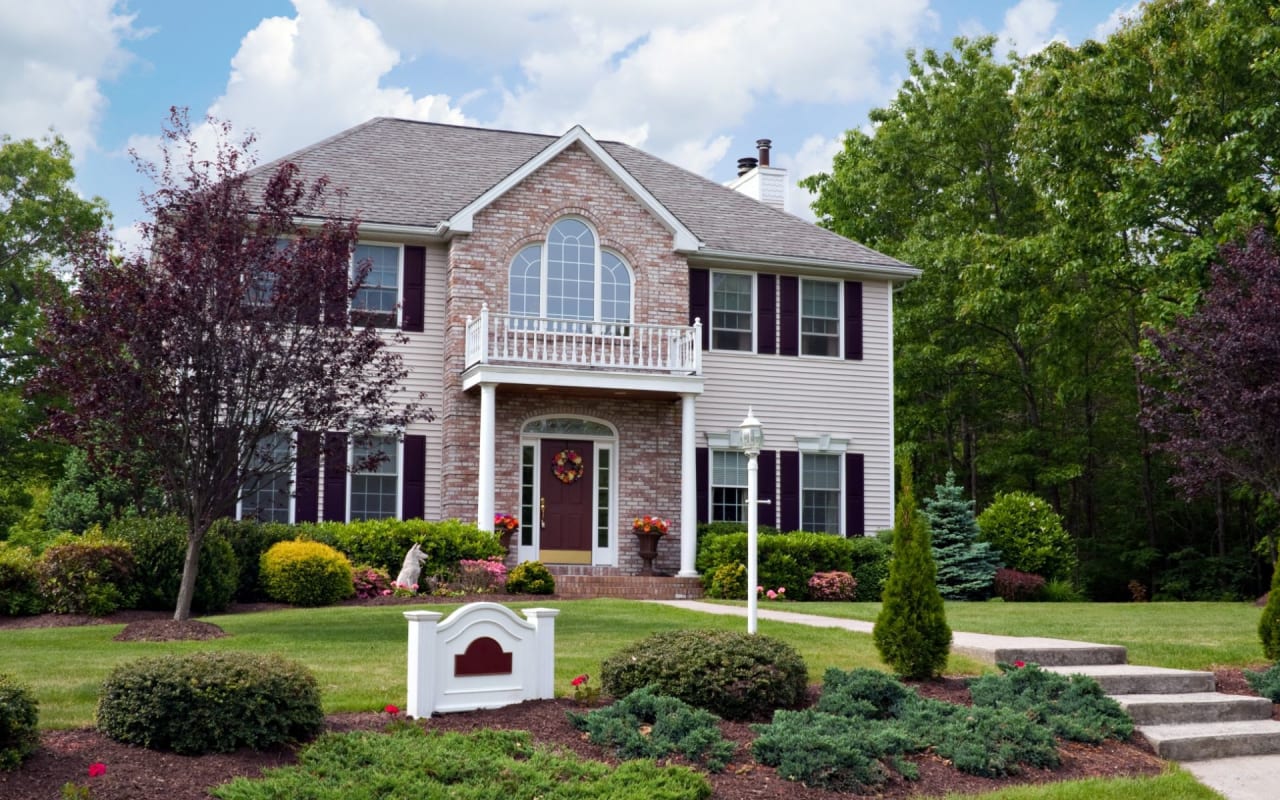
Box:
[1261,556,1280,661]
[925,472,1000,599]
[874,464,952,679]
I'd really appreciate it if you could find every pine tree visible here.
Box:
[873,463,952,679]
[925,472,1000,599]
[1260,555,1280,661]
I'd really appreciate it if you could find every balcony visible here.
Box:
[462,305,704,394]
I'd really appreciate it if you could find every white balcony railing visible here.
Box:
[465,304,702,375]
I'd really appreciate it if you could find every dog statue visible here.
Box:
[395,543,427,591]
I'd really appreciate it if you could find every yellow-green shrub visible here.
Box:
[259,540,354,606]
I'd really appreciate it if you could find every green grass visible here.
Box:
[756,600,1265,670]
[928,769,1223,799]
[0,599,985,729]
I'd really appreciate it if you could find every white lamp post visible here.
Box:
[739,408,764,635]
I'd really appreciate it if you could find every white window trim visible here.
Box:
[351,241,404,328]
[512,217,634,326]
[346,434,403,522]
[709,448,750,524]
[237,430,297,524]
[796,434,850,535]
[798,277,843,360]
[709,269,756,353]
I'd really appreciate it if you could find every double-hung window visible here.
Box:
[352,243,400,328]
[801,452,842,533]
[507,218,632,332]
[711,272,753,351]
[800,279,840,357]
[240,433,293,523]
[711,450,749,523]
[350,435,399,521]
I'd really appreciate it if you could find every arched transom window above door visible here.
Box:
[509,218,633,325]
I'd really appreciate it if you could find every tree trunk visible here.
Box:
[173,526,206,622]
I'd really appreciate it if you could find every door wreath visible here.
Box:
[551,449,585,485]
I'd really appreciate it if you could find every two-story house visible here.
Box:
[240,118,918,581]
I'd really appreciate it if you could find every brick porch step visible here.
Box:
[552,574,704,600]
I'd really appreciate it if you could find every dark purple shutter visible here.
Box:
[294,430,320,523]
[844,280,863,360]
[758,449,777,529]
[402,434,426,520]
[689,268,710,350]
[780,450,800,532]
[845,452,865,536]
[402,246,425,333]
[779,275,798,357]
[695,446,709,524]
[757,274,777,355]
[322,431,348,521]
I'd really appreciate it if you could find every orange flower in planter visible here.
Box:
[632,515,670,535]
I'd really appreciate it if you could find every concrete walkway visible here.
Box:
[653,600,1278,800]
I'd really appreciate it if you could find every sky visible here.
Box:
[0,0,1142,247]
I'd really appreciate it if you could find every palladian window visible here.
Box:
[507,218,632,330]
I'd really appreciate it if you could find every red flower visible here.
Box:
[1013,660,1026,668]
[571,674,588,687]
[88,762,107,778]
[384,704,400,715]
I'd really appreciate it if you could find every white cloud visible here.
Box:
[997,0,1065,57]
[1092,3,1141,40]
[0,0,142,156]
[777,134,843,222]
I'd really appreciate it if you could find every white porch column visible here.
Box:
[478,382,496,531]
[678,392,698,577]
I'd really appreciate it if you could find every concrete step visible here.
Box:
[1140,719,1280,761]
[951,633,1127,666]
[1046,664,1216,695]
[1114,692,1275,725]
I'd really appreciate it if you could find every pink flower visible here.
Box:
[757,586,764,593]
[766,590,777,600]
[571,674,588,687]
[88,762,107,778]
[1013,660,1026,668]
[384,704,400,715]
[777,587,785,594]
[381,589,391,596]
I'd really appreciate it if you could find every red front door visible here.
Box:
[541,440,593,563]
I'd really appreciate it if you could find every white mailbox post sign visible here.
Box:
[404,602,559,718]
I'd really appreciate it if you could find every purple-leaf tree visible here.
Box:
[34,109,430,622]
[1139,227,1280,507]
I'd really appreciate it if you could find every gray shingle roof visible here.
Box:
[248,118,910,272]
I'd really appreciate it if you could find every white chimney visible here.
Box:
[727,138,787,212]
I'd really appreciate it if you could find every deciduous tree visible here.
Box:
[35,110,430,621]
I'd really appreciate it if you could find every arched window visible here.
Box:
[507,218,632,326]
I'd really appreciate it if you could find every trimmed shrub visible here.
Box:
[260,539,354,606]
[977,491,1077,582]
[36,537,138,615]
[1245,662,1280,702]
[211,518,296,602]
[993,568,1046,602]
[848,535,890,601]
[1261,557,1280,660]
[97,652,324,754]
[0,674,39,770]
[924,472,999,599]
[706,562,747,599]
[304,518,503,580]
[968,664,1132,743]
[873,464,951,679]
[352,564,393,599]
[808,571,857,601]
[456,557,507,593]
[600,629,807,721]
[506,560,555,594]
[903,701,1059,777]
[108,515,239,613]
[697,530,856,600]
[0,544,44,616]
[816,667,910,720]
[569,686,736,772]
[751,709,893,792]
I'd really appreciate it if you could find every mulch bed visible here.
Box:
[0,599,1265,799]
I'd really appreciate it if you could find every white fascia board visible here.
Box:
[690,248,922,283]
[287,216,448,240]
[462,363,705,395]
[447,125,702,253]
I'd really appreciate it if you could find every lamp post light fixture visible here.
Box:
[739,408,764,634]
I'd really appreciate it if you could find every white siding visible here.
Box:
[696,279,895,532]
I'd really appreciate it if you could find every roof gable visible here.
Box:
[447,125,701,252]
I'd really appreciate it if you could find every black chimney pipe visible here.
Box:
[756,138,772,167]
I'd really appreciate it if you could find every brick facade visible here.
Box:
[440,144,692,575]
